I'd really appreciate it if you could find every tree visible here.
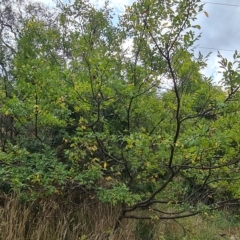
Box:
[1,0,240,232]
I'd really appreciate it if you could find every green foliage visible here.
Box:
[135,220,155,240]
[1,0,240,230]
[0,144,69,199]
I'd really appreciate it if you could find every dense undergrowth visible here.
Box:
[0,194,240,240]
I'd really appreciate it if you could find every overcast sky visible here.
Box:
[195,1,240,83]
[37,0,240,83]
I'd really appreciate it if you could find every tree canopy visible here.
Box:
[1,0,240,230]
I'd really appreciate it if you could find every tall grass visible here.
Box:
[0,194,118,240]
[0,194,240,240]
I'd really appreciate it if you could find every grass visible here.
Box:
[0,194,240,240]
[152,211,240,240]
[0,194,118,240]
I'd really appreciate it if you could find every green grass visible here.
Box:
[152,211,240,240]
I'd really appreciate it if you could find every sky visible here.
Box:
[195,1,240,83]
[35,0,240,84]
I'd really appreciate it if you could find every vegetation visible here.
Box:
[1,0,240,238]
[0,195,240,239]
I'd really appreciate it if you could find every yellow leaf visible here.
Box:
[150,177,156,183]
[125,7,131,13]
[103,162,107,169]
[204,11,209,17]
[54,189,59,194]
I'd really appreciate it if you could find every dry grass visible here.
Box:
[0,194,120,240]
[0,194,142,240]
[0,194,240,240]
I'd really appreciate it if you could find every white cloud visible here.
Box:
[121,38,133,58]
[31,0,56,6]
[30,0,56,6]
[89,0,134,13]
[34,0,240,87]
[33,0,134,15]
[194,1,240,83]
